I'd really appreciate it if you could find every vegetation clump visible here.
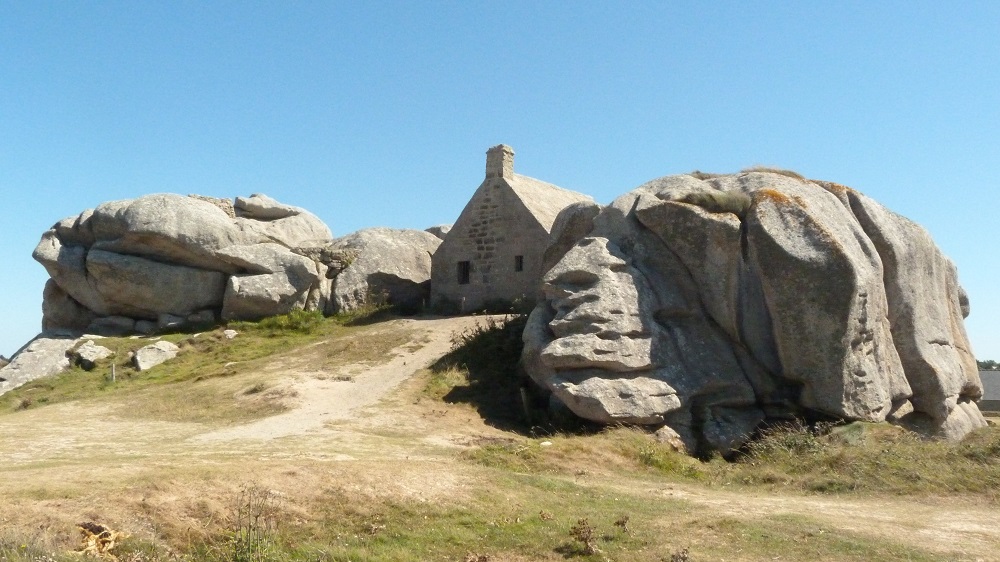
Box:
[741,165,806,180]
[718,421,1000,498]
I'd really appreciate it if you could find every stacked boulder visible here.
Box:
[34,193,335,334]
[522,171,985,454]
[33,193,445,337]
[325,227,441,313]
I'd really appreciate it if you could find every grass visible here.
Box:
[429,314,540,431]
[2,312,999,561]
[0,309,413,425]
[714,421,1000,498]
[426,314,1000,501]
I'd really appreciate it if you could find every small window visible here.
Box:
[457,261,471,285]
[514,255,524,272]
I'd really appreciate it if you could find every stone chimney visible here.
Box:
[486,144,514,179]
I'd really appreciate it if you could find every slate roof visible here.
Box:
[981,371,1000,400]
[507,173,593,232]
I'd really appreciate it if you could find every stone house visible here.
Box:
[980,371,1000,412]
[431,145,593,312]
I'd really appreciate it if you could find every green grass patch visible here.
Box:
[0,311,414,425]
[713,421,1000,499]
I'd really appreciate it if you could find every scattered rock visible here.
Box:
[70,340,114,371]
[223,329,238,340]
[133,340,180,371]
[653,425,688,454]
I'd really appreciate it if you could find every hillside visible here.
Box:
[0,313,998,562]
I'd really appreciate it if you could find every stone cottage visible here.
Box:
[431,145,593,312]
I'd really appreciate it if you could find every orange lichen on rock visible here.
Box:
[754,188,805,208]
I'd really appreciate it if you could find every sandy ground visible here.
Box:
[191,316,480,443]
[0,315,998,561]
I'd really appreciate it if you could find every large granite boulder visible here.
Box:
[34,193,334,335]
[219,243,329,321]
[327,227,442,313]
[0,335,79,396]
[523,171,985,455]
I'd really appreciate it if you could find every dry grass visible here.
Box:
[742,165,807,180]
[0,315,997,561]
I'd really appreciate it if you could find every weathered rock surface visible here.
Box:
[219,243,328,321]
[0,335,80,396]
[425,224,452,239]
[523,171,985,454]
[133,340,180,371]
[327,228,442,313]
[34,193,334,335]
[71,340,114,371]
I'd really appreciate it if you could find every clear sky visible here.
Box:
[1,2,997,361]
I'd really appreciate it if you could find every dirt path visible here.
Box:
[192,316,489,443]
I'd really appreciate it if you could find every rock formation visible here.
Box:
[133,340,180,371]
[325,227,442,313]
[522,171,985,455]
[0,336,80,396]
[70,340,114,371]
[425,224,452,240]
[34,193,335,333]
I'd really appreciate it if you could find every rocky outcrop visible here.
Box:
[34,193,334,335]
[425,224,452,240]
[326,228,442,313]
[523,172,985,454]
[133,340,180,371]
[0,335,80,395]
[70,340,114,371]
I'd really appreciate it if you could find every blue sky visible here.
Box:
[1,2,997,360]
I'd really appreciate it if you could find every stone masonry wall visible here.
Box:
[431,178,548,312]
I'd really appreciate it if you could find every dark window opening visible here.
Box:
[514,255,524,272]
[457,261,471,284]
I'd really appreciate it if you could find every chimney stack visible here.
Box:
[485,144,514,179]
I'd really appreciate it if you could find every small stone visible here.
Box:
[223,329,238,340]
